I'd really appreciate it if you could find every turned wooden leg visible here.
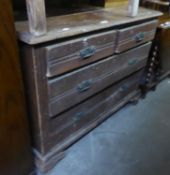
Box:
[26,0,47,36]
[151,85,157,91]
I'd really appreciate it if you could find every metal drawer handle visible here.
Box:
[80,46,96,59]
[128,59,138,66]
[120,84,129,92]
[73,112,85,122]
[135,32,145,43]
[77,79,93,93]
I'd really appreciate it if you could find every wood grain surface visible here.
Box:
[15,5,162,44]
[48,43,151,117]
[0,1,34,175]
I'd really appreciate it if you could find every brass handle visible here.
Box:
[135,32,145,43]
[80,46,96,59]
[120,84,129,92]
[77,80,93,93]
[73,112,85,122]
[128,59,138,66]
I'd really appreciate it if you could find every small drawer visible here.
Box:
[47,43,151,117]
[49,70,143,146]
[116,20,158,53]
[45,31,117,77]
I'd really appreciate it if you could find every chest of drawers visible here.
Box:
[16,6,161,173]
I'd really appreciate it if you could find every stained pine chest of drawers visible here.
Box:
[16,7,161,173]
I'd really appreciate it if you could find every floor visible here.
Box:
[38,78,170,175]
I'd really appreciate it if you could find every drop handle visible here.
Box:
[80,46,96,59]
[128,59,138,66]
[120,84,129,92]
[135,32,145,43]
[77,79,93,93]
[73,112,85,122]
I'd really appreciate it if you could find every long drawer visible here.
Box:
[47,43,151,117]
[116,20,158,53]
[49,70,143,147]
[45,31,117,77]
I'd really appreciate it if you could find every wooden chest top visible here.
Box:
[15,5,162,45]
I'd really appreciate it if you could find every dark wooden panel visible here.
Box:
[159,28,170,74]
[45,30,117,77]
[116,20,158,53]
[20,45,50,155]
[0,1,34,175]
[48,43,151,117]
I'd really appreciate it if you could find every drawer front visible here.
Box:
[49,70,142,146]
[45,31,117,77]
[47,43,151,117]
[116,20,158,53]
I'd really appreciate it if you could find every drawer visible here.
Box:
[49,70,143,146]
[45,31,117,77]
[47,43,151,117]
[116,20,158,53]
